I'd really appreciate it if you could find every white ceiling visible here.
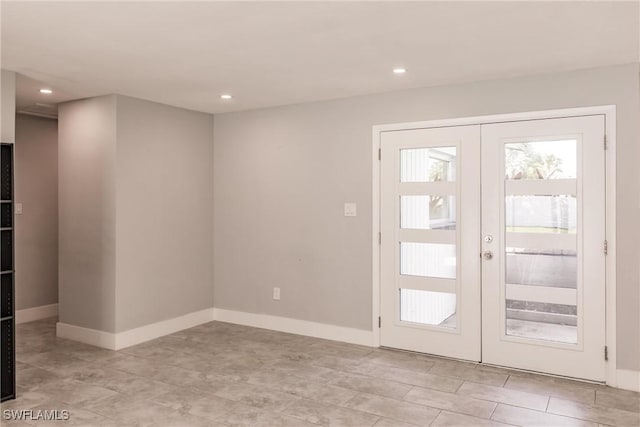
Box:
[14,73,78,117]
[3,1,639,115]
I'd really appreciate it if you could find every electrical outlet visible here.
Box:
[273,287,281,300]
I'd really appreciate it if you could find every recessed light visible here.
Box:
[39,88,53,94]
[220,94,232,100]
[393,68,407,75]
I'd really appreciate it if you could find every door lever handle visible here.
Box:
[482,251,494,260]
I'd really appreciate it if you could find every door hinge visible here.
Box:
[378,316,381,328]
[604,134,607,150]
[604,346,609,361]
[604,240,608,255]
[378,148,381,161]
[378,232,381,245]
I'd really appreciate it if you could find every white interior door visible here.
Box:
[380,126,481,361]
[481,116,606,381]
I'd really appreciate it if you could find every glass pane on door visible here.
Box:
[401,195,456,230]
[400,147,456,182]
[506,195,576,233]
[400,289,457,328]
[506,248,577,288]
[398,145,459,331]
[505,140,576,180]
[505,247,577,344]
[503,138,579,345]
[400,242,456,279]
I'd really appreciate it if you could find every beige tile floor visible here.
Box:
[2,317,639,426]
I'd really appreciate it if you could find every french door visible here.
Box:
[380,125,482,361]
[379,115,606,381]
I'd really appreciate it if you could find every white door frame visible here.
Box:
[372,105,617,386]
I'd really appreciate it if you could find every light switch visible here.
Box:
[273,287,281,300]
[15,203,23,215]
[344,203,357,217]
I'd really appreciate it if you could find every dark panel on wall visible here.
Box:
[0,143,15,402]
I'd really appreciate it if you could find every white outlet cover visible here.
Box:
[15,203,23,215]
[344,203,357,217]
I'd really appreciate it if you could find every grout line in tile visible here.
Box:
[426,409,442,426]
[289,396,386,426]
[500,373,509,387]
[311,357,475,395]
[498,402,634,426]
[453,380,557,414]
[339,389,502,424]
[488,401,499,420]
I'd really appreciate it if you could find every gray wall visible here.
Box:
[114,96,214,333]
[15,114,58,310]
[0,70,16,143]
[58,95,117,332]
[59,95,214,333]
[213,63,640,370]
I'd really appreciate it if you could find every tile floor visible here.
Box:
[2,318,639,426]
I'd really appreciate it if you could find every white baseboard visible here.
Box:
[115,308,215,349]
[57,307,215,350]
[16,303,58,324]
[57,322,116,350]
[213,308,375,347]
[617,369,640,392]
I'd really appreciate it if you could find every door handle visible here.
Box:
[482,251,494,261]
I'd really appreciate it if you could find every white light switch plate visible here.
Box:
[15,203,23,215]
[344,203,357,217]
[273,287,281,300]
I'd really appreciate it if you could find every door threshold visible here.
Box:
[379,346,605,386]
